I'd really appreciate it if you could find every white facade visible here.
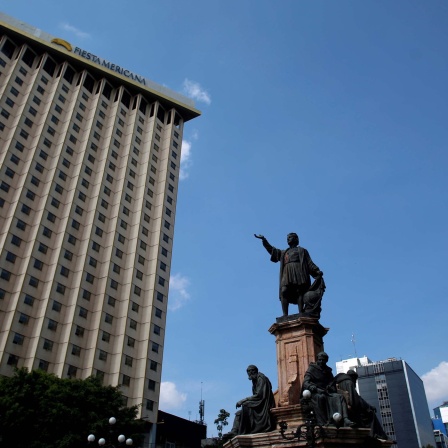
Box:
[335,356,372,374]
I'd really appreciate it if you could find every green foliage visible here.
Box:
[214,409,230,440]
[0,368,145,448]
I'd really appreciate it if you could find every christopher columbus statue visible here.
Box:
[255,233,325,317]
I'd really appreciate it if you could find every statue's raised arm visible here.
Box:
[255,232,325,318]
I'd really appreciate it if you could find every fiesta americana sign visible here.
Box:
[73,46,146,86]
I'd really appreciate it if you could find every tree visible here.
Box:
[214,409,230,440]
[0,368,145,448]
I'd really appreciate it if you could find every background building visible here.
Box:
[335,355,372,374]
[0,11,200,432]
[434,402,448,435]
[356,358,435,448]
[156,410,207,448]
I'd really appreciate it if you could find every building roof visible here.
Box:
[0,12,201,122]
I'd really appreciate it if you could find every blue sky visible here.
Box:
[3,0,448,433]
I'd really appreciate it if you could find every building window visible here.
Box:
[155,308,162,318]
[38,243,48,254]
[12,235,22,247]
[6,252,16,263]
[102,331,111,343]
[156,292,164,302]
[158,277,165,287]
[131,302,139,312]
[43,339,54,351]
[105,313,113,324]
[124,356,133,367]
[72,345,81,356]
[127,337,135,348]
[52,300,62,312]
[34,259,43,270]
[152,342,159,353]
[148,379,156,391]
[134,286,141,296]
[83,290,91,301]
[38,360,49,371]
[75,326,85,337]
[99,350,107,361]
[60,266,69,277]
[29,276,39,287]
[129,319,137,330]
[150,360,157,372]
[24,294,35,306]
[7,355,19,367]
[19,313,30,324]
[153,325,161,335]
[56,283,66,294]
[13,333,24,345]
[79,307,88,318]
[86,273,94,284]
[48,319,58,331]
[122,375,131,387]
[67,365,77,378]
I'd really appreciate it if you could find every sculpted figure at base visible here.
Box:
[255,233,324,317]
[224,365,276,439]
[333,370,389,440]
[302,352,355,428]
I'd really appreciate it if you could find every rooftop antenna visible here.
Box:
[351,333,360,365]
[199,382,205,425]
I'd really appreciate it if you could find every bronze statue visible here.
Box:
[332,370,389,440]
[255,233,324,317]
[302,352,355,427]
[224,365,276,439]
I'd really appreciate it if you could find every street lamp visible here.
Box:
[279,390,340,448]
[87,417,133,447]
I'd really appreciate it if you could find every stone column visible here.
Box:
[269,316,329,408]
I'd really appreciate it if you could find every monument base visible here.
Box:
[223,428,393,448]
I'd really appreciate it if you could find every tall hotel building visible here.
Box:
[0,11,200,422]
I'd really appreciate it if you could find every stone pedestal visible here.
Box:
[269,315,328,408]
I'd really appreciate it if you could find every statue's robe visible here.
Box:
[263,241,320,304]
[302,363,350,426]
[236,372,276,435]
[333,373,388,439]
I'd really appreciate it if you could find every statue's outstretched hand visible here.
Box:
[254,234,265,240]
